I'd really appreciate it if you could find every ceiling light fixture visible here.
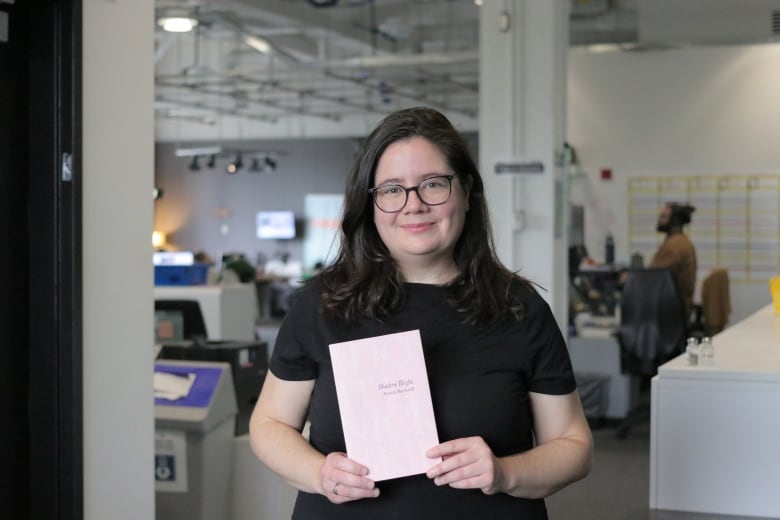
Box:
[189,156,201,171]
[264,157,277,171]
[158,16,198,33]
[244,35,272,54]
[226,153,243,174]
[207,154,216,168]
[249,158,262,172]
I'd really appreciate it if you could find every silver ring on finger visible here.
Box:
[332,483,340,496]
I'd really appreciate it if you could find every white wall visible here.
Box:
[83,1,155,519]
[567,44,780,323]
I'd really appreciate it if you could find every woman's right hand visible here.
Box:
[320,452,380,504]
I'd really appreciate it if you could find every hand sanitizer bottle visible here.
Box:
[685,337,699,366]
[698,337,715,366]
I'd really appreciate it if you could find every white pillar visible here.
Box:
[83,0,155,518]
[479,0,569,328]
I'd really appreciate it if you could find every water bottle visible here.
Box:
[698,337,715,366]
[685,337,699,366]
[630,252,644,269]
[605,234,615,265]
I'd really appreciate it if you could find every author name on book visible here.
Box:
[378,379,415,395]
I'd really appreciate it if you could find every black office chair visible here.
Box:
[154,299,208,340]
[614,268,688,439]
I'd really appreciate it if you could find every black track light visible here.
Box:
[189,155,201,171]
[226,153,243,174]
[264,156,277,171]
[207,154,216,168]
[249,158,262,172]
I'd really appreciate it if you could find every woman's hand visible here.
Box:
[425,436,505,495]
[320,452,380,504]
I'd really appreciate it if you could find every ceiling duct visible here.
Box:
[638,0,780,46]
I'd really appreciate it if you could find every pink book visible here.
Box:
[329,329,441,481]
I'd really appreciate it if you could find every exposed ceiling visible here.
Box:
[154,0,780,141]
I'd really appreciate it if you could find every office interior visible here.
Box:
[3,1,780,519]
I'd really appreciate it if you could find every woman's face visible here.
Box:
[372,137,469,278]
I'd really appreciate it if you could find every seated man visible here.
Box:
[648,202,697,315]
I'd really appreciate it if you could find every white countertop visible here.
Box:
[658,303,780,382]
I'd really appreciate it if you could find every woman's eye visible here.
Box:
[380,185,401,195]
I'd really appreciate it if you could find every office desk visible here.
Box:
[650,304,780,517]
[155,284,257,341]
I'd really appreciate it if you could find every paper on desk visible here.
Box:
[329,329,440,481]
[154,371,196,401]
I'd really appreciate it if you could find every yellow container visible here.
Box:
[771,276,780,315]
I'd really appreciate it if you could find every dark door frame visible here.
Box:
[0,1,83,518]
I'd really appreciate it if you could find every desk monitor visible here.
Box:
[155,310,184,342]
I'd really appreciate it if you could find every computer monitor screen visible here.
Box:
[155,310,184,342]
[256,210,296,239]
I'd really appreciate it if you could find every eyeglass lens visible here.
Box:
[372,175,453,213]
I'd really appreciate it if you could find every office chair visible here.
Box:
[690,268,731,339]
[154,299,208,340]
[614,268,688,439]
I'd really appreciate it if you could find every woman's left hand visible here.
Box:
[425,436,505,495]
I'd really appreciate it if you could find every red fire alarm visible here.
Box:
[600,168,612,180]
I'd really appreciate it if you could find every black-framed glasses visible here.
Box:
[368,175,455,213]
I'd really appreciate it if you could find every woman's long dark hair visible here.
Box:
[319,107,528,325]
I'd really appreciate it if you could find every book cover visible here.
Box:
[329,329,440,481]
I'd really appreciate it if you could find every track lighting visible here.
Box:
[226,153,243,174]
[189,155,201,171]
[171,147,281,174]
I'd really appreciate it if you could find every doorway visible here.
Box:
[0,1,82,518]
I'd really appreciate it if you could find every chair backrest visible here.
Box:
[154,299,208,340]
[701,268,731,336]
[616,268,688,376]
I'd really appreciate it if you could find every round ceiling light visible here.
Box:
[157,17,198,33]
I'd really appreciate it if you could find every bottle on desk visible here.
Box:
[605,234,615,265]
[686,337,699,366]
[698,336,715,366]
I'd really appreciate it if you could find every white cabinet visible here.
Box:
[650,304,780,517]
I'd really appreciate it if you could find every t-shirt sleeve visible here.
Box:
[523,286,576,395]
[268,284,320,381]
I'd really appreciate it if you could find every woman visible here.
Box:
[249,107,592,519]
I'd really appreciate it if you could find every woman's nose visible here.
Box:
[404,188,426,212]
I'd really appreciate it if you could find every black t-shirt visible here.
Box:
[270,281,576,520]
